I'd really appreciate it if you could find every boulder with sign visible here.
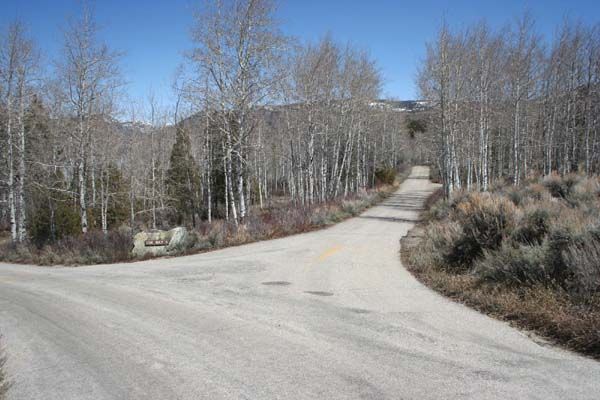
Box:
[132,227,188,258]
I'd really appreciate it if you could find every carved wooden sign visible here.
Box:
[144,239,170,247]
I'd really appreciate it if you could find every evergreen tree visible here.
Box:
[166,127,201,227]
[25,95,81,245]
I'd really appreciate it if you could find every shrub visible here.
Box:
[6,230,133,265]
[567,177,600,207]
[521,183,547,202]
[512,208,550,245]
[405,172,600,359]
[543,173,567,198]
[448,190,471,209]
[341,199,361,216]
[563,174,581,193]
[562,232,600,298]
[374,167,397,186]
[311,206,344,226]
[70,230,133,264]
[443,232,485,271]
[544,228,578,287]
[474,243,547,286]
[309,207,330,226]
[425,199,451,222]
[452,193,517,253]
[179,230,199,253]
[543,173,579,199]
[423,188,445,218]
[207,221,227,248]
[0,243,33,263]
[429,164,442,183]
[426,221,476,272]
[505,187,525,206]
[425,193,518,272]
[548,204,593,236]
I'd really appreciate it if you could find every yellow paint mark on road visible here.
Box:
[318,245,343,261]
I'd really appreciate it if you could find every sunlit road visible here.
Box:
[1,166,599,399]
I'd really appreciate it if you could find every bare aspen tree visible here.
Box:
[57,5,122,234]
[507,15,539,185]
[419,16,600,197]
[419,22,454,197]
[0,21,37,242]
[187,0,288,224]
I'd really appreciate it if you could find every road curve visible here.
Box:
[1,166,599,399]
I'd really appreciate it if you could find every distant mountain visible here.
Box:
[369,100,430,112]
[177,98,430,133]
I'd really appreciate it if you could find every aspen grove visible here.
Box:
[0,0,421,247]
[418,17,600,197]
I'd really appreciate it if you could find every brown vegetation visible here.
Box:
[1,171,406,266]
[402,174,600,359]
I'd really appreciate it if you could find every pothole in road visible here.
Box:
[304,291,334,296]
[261,281,292,286]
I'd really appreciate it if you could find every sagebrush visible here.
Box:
[405,173,600,358]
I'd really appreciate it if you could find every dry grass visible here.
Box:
[0,169,408,266]
[0,230,133,266]
[402,173,600,359]
[184,182,400,255]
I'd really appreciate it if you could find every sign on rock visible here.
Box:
[132,227,187,257]
[145,239,170,247]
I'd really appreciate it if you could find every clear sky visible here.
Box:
[2,0,599,104]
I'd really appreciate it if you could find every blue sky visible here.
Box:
[2,0,599,104]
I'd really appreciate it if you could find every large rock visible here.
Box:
[132,227,188,258]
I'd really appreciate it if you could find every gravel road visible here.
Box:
[1,166,599,399]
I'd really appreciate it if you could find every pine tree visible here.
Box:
[166,127,201,227]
